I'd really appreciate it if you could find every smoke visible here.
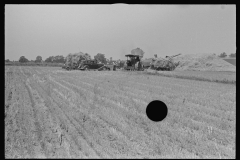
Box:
[118,41,165,60]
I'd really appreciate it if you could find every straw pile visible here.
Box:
[65,52,91,67]
[151,57,177,70]
[174,53,236,72]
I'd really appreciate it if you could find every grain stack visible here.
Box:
[65,52,91,69]
[150,54,181,71]
[174,53,236,71]
[151,58,178,71]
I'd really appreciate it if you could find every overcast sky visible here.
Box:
[5,4,236,61]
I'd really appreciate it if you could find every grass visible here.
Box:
[5,61,64,67]
[142,69,236,84]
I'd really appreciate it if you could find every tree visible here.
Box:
[219,52,227,58]
[84,53,91,60]
[35,56,42,63]
[94,53,106,64]
[19,56,29,63]
[131,48,145,58]
[229,53,236,58]
[5,59,10,62]
[45,56,54,63]
[52,55,65,63]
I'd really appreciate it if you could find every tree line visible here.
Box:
[5,55,66,63]
[218,52,236,58]
[16,55,66,63]
[5,54,119,64]
[5,48,145,64]
[5,49,235,63]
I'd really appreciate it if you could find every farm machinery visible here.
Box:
[115,60,125,69]
[141,58,154,69]
[62,59,111,71]
[78,59,111,71]
[150,53,181,71]
[123,54,144,71]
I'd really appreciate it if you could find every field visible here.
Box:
[5,66,236,158]
[145,69,236,84]
[5,61,64,67]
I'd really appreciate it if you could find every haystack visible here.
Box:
[174,53,236,71]
[151,57,178,70]
[65,52,91,67]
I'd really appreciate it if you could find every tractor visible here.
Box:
[63,59,110,71]
[123,54,144,71]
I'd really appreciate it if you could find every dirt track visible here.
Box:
[5,66,235,158]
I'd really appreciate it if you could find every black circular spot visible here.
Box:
[146,100,168,122]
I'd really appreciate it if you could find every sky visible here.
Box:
[5,4,236,61]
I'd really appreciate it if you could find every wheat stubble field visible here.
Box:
[5,66,235,158]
